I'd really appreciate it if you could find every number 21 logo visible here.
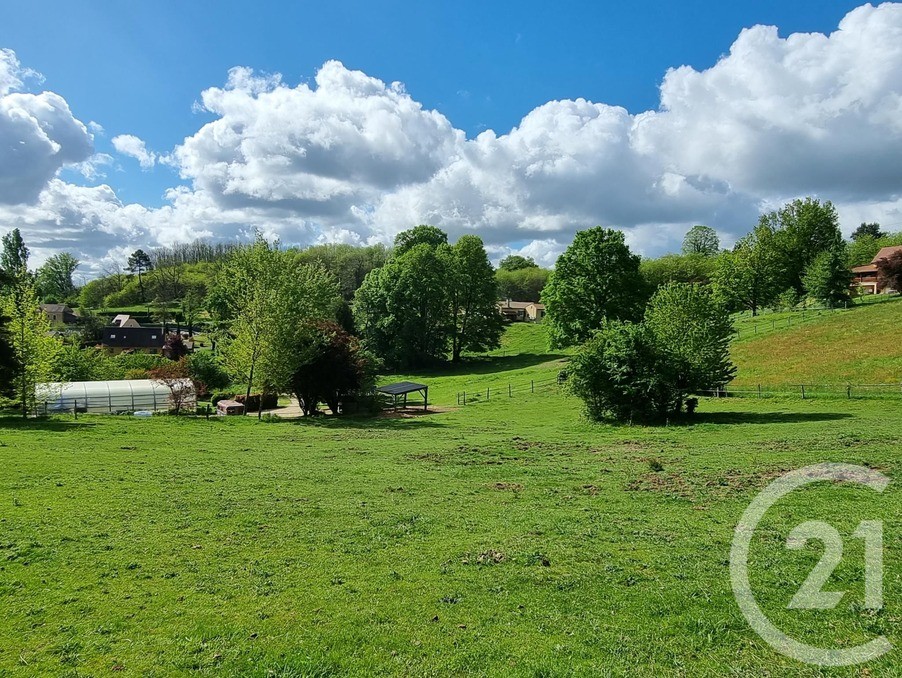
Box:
[731,463,892,667]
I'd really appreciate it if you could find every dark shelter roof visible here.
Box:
[376,381,427,396]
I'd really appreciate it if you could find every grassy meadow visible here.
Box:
[731,296,902,387]
[1,308,900,676]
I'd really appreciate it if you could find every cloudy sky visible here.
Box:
[2,1,902,276]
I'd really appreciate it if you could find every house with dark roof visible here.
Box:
[100,326,167,355]
[852,245,902,295]
[40,304,79,326]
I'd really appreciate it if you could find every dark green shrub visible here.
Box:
[187,351,230,395]
[567,321,681,422]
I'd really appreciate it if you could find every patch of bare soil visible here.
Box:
[626,472,695,499]
[489,482,524,492]
[378,406,456,419]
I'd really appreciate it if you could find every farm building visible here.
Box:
[851,245,902,295]
[35,379,195,414]
[497,300,545,322]
[40,304,79,326]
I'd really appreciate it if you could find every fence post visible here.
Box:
[801,384,806,400]
[531,380,534,393]
[508,384,512,397]
[847,385,852,399]
[486,387,490,401]
[463,391,466,405]
[757,384,761,398]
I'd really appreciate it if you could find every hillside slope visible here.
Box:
[731,297,902,385]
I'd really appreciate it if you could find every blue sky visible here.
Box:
[2,1,901,272]
[3,0,864,206]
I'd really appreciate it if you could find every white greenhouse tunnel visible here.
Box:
[35,379,196,414]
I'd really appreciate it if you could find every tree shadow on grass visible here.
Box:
[292,416,447,431]
[684,411,854,426]
[0,416,96,432]
[249,410,448,430]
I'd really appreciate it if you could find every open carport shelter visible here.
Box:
[376,381,428,411]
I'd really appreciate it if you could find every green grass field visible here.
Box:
[731,296,902,386]
[2,308,901,675]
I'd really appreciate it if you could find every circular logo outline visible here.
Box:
[730,462,892,667]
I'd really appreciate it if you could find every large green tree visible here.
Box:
[36,252,80,302]
[210,236,340,406]
[712,224,783,316]
[354,243,451,368]
[444,235,503,362]
[681,225,720,257]
[2,279,62,416]
[498,254,538,271]
[640,253,718,292]
[495,266,550,302]
[644,283,736,396]
[1,228,29,283]
[803,247,853,307]
[541,227,646,348]
[760,197,843,295]
[852,222,885,241]
[126,249,153,302]
[566,320,679,423]
[393,225,448,257]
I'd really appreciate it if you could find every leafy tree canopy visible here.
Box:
[444,235,503,362]
[36,252,80,303]
[393,225,448,256]
[711,223,783,316]
[640,253,718,292]
[681,225,720,257]
[644,283,736,394]
[495,266,550,302]
[541,227,646,348]
[290,320,375,416]
[803,247,853,307]
[851,222,885,241]
[498,254,538,271]
[759,197,843,295]
[1,228,29,282]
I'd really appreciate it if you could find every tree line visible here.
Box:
[3,195,900,420]
[542,198,901,423]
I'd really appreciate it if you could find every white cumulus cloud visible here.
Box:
[112,134,157,169]
[6,3,902,271]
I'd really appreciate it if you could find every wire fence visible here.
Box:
[731,295,902,340]
[733,305,850,340]
[456,376,561,405]
[455,378,902,406]
[698,383,902,400]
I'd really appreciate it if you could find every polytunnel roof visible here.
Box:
[36,379,193,398]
